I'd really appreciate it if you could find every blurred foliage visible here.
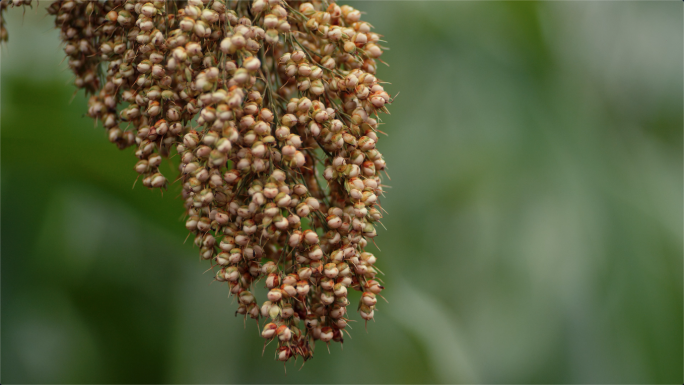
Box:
[1,1,682,383]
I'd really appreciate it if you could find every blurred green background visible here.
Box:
[1,1,682,383]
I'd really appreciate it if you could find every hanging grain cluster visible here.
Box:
[1,0,391,363]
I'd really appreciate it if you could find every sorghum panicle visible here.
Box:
[2,0,391,363]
